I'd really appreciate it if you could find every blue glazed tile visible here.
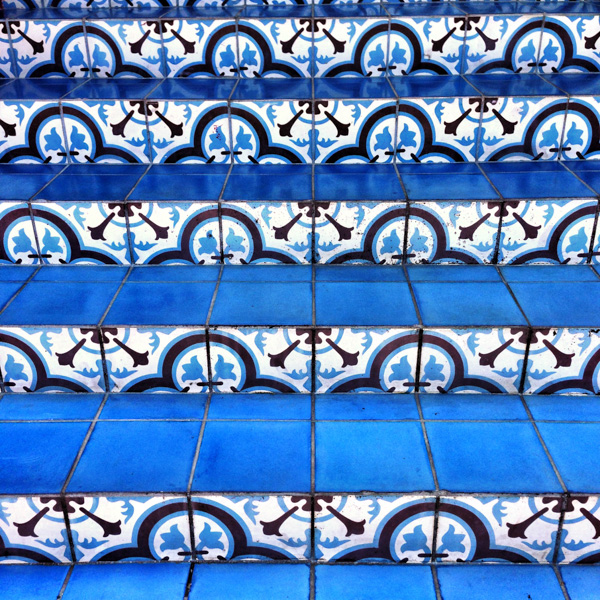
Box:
[0,393,103,420]
[0,565,69,600]
[130,172,225,202]
[208,393,311,420]
[316,281,418,326]
[316,421,434,492]
[100,393,206,420]
[315,78,395,99]
[150,79,236,101]
[0,422,89,493]
[468,74,564,97]
[458,2,534,15]
[189,564,310,600]
[407,265,502,282]
[315,393,419,420]
[566,163,600,195]
[399,171,499,201]
[386,4,464,17]
[501,265,598,282]
[420,393,528,420]
[0,282,26,310]
[426,422,562,492]
[543,74,600,97]
[63,564,189,600]
[128,266,220,282]
[234,79,312,100]
[0,79,85,100]
[222,265,312,282]
[192,421,310,491]
[242,5,312,18]
[0,165,63,200]
[36,173,139,202]
[64,79,159,100]
[527,395,600,422]
[32,266,128,281]
[561,566,600,600]
[223,170,312,201]
[104,282,217,326]
[0,266,36,281]
[315,265,406,282]
[391,76,481,99]
[316,565,437,600]
[315,165,404,201]
[68,421,201,492]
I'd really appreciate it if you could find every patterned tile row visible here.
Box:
[2,324,600,394]
[1,493,599,565]
[2,10,600,79]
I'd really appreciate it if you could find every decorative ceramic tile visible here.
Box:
[389,17,464,76]
[314,202,406,264]
[314,495,436,563]
[62,101,151,164]
[0,102,67,164]
[463,16,543,74]
[163,19,238,78]
[238,18,312,77]
[147,101,230,164]
[0,203,40,265]
[7,20,90,78]
[0,496,71,564]
[209,328,312,393]
[561,97,600,161]
[437,496,560,564]
[0,22,18,79]
[191,495,310,561]
[419,328,527,394]
[231,101,312,164]
[129,203,220,265]
[594,223,600,266]
[83,20,165,78]
[315,328,419,393]
[478,97,567,162]
[47,0,109,7]
[103,327,210,393]
[525,328,600,395]
[396,98,480,164]
[558,496,600,563]
[407,202,499,264]
[313,18,389,77]
[497,200,596,265]
[32,202,131,265]
[67,496,192,563]
[314,100,396,163]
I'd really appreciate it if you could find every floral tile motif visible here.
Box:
[538,17,600,74]
[462,16,544,74]
[314,202,406,264]
[314,495,435,563]
[0,102,67,164]
[222,202,312,265]
[396,98,480,164]
[436,496,560,564]
[315,328,419,393]
[0,496,71,564]
[129,203,220,265]
[389,17,464,76]
[594,222,600,266]
[558,496,600,564]
[419,328,527,394]
[313,18,389,77]
[67,496,192,563]
[32,202,131,265]
[238,18,312,77]
[0,22,17,78]
[561,97,600,161]
[47,0,110,8]
[163,19,238,78]
[0,202,40,265]
[0,327,106,393]
[62,101,151,164]
[314,100,396,163]
[191,495,310,561]
[497,200,596,265]
[231,101,312,164]
[7,20,90,78]
[209,328,312,393]
[84,20,165,78]
[524,328,600,395]
[477,97,567,162]
[147,101,230,164]
[102,327,210,393]
[407,202,500,264]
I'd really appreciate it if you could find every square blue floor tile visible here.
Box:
[189,564,309,600]
[391,76,479,99]
[222,265,312,282]
[426,422,562,492]
[0,565,69,600]
[0,393,103,420]
[467,74,564,97]
[315,394,419,420]
[193,421,310,492]
[315,78,394,99]
[128,266,221,282]
[561,566,600,600]
[316,565,437,600]
[208,393,311,420]
[130,169,226,201]
[315,265,406,282]
[315,165,404,201]
[63,563,189,600]
[0,267,36,282]
[64,79,159,100]
[407,265,502,282]
[537,423,600,492]
[234,78,312,100]
[0,422,89,493]
[0,165,63,200]
[32,266,128,282]
[315,421,434,492]
[420,394,528,420]
[68,421,201,492]
[36,171,140,202]
[149,79,236,101]
[526,395,600,422]
[501,265,598,282]
[223,169,312,201]
[100,393,206,420]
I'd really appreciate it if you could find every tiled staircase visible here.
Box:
[1,0,600,598]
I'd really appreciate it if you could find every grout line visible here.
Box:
[403,263,422,327]
[97,265,133,328]
[183,562,195,600]
[217,163,234,264]
[0,264,40,319]
[495,265,531,328]
[431,563,444,600]
[553,563,573,600]
[309,561,315,600]
[56,565,75,600]
[415,392,439,491]
[205,263,224,328]
[552,494,568,566]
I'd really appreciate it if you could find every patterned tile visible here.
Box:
[524,328,600,395]
[47,0,110,7]
[314,202,406,264]
[437,496,560,563]
[497,200,596,265]
[315,328,419,393]
[419,328,527,394]
[209,328,312,393]
[558,496,600,563]
[0,202,40,265]
[406,202,499,265]
[0,496,71,564]
[314,495,435,563]
[0,21,18,78]
[561,97,600,161]
[67,495,192,563]
[0,327,106,393]
[191,495,310,561]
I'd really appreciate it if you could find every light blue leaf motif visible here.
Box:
[160,524,190,554]
[197,231,218,256]
[243,499,259,525]
[254,330,267,355]
[235,128,253,151]
[241,44,258,67]
[539,123,559,149]
[44,127,65,152]
[220,45,236,68]
[408,227,428,254]
[68,44,86,68]
[374,126,392,152]
[400,524,430,555]
[421,355,444,382]
[380,229,402,256]
[213,354,235,381]
[490,498,519,526]
[565,121,584,146]
[313,529,347,560]
[518,39,537,65]
[438,524,466,553]
[390,42,407,66]
[41,228,62,255]
[209,125,228,152]
[196,522,225,552]
[367,43,385,68]
[398,123,417,148]
[181,355,204,382]
[225,228,245,253]
[70,126,89,151]
[12,228,34,255]
[565,227,589,254]
[3,354,26,382]
[540,39,558,63]
[92,44,109,69]
[390,355,412,383]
